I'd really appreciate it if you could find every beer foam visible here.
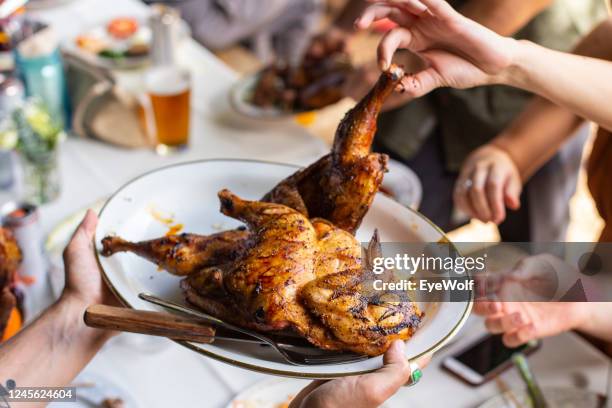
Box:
[146,66,190,95]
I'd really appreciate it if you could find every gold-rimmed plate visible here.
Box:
[95,159,472,378]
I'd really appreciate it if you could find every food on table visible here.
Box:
[75,35,108,54]
[102,65,423,356]
[107,18,139,40]
[74,18,150,62]
[0,227,22,339]
[0,228,21,280]
[101,229,251,276]
[250,36,353,112]
[125,43,149,58]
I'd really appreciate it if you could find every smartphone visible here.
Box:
[442,334,541,386]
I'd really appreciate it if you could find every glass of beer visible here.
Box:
[144,66,191,155]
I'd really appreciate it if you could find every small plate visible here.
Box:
[95,159,472,378]
[225,378,308,408]
[63,20,152,70]
[229,74,313,120]
[226,377,396,408]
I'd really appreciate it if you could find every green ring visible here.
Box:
[411,368,423,384]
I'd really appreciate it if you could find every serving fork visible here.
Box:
[138,292,369,366]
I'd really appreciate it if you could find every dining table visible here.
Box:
[17,0,612,406]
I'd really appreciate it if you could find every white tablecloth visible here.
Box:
[26,1,611,407]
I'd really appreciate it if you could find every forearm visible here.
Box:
[460,0,552,36]
[500,40,612,132]
[489,18,612,177]
[573,303,612,344]
[0,296,109,392]
[492,98,583,180]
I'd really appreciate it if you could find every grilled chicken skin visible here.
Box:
[301,270,423,356]
[264,64,405,233]
[217,189,318,331]
[0,228,21,288]
[181,190,345,350]
[101,229,251,276]
[0,228,21,336]
[180,191,421,355]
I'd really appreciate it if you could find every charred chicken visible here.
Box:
[101,65,423,356]
[0,228,21,336]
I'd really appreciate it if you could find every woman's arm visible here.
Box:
[576,303,612,344]
[502,39,612,132]
[482,17,612,178]
[360,0,612,130]
[0,296,111,390]
[0,211,115,397]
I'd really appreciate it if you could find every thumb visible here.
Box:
[382,339,408,367]
[503,175,521,210]
[398,67,441,98]
[364,341,412,395]
[65,210,98,258]
[65,210,98,257]
[80,209,99,238]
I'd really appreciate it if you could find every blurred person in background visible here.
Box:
[453,15,612,243]
[342,0,607,241]
[144,0,324,65]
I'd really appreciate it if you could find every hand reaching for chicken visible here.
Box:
[355,0,517,98]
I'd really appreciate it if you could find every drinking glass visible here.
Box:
[144,66,191,155]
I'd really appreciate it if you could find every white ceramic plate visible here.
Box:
[229,74,313,120]
[381,159,422,210]
[63,21,152,70]
[224,378,308,408]
[95,159,472,378]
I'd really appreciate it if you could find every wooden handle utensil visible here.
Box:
[84,304,216,343]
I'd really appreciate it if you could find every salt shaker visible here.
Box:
[149,5,181,66]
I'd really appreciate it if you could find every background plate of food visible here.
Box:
[229,39,353,120]
[65,16,188,70]
[95,159,472,378]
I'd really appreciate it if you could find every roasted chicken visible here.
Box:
[0,228,21,336]
[180,190,421,355]
[101,65,423,356]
